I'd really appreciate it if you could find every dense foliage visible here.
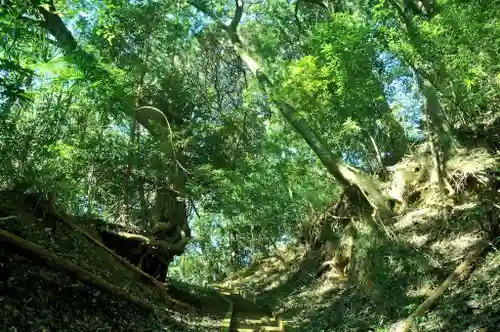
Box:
[1,0,499,285]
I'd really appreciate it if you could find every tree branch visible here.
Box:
[229,0,244,32]
[188,1,227,30]
[28,1,107,79]
[106,230,189,253]
[18,15,45,27]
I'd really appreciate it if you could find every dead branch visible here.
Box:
[110,230,188,252]
[0,228,180,318]
[395,240,489,332]
[0,216,18,221]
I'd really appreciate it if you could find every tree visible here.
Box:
[189,0,391,213]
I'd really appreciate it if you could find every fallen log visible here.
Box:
[50,211,192,312]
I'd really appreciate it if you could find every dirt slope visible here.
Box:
[0,190,224,331]
[218,148,500,331]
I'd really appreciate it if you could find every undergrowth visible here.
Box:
[0,193,223,332]
[219,148,500,331]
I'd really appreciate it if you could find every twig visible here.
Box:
[0,216,18,221]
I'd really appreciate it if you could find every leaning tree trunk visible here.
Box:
[415,71,452,195]
[386,0,455,196]
[190,0,389,213]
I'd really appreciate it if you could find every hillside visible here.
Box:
[1,1,500,331]
[0,190,226,331]
[217,148,500,331]
[1,147,499,331]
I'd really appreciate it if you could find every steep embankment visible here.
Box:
[0,190,226,331]
[219,148,500,331]
[0,247,179,331]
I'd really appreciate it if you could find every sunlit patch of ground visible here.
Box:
[430,233,482,258]
[393,207,438,231]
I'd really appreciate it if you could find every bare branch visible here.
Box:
[18,16,45,27]
[228,0,244,32]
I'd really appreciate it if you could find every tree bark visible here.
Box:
[415,71,452,195]
[386,0,454,195]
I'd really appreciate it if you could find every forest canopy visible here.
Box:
[1,0,499,287]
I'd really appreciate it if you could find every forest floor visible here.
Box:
[220,231,500,331]
[0,192,225,332]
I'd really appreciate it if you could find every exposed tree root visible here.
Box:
[50,211,192,312]
[394,240,489,332]
[0,229,184,318]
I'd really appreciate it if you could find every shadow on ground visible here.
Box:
[285,237,435,331]
[0,249,221,332]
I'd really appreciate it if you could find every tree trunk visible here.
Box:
[86,166,94,215]
[123,37,150,224]
[138,178,149,222]
[229,227,240,269]
[122,115,138,223]
[152,160,190,278]
[415,72,451,195]
[386,0,454,195]
[190,0,389,212]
